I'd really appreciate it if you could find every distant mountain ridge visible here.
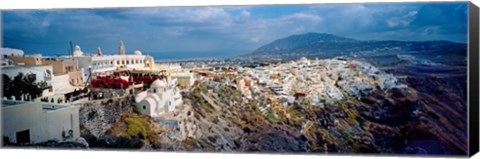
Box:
[247,32,466,58]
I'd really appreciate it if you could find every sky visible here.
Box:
[1,2,468,59]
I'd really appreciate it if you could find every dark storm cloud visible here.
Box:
[1,2,468,57]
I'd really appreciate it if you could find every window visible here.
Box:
[127,60,129,64]
[153,89,156,93]
[117,61,120,65]
[16,129,30,144]
[143,105,146,110]
[70,114,74,131]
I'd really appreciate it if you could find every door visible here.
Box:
[16,129,30,144]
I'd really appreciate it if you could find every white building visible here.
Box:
[171,72,195,89]
[159,64,183,72]
[1,48,24,66]
[1,65,53,85]
[2,100,80,144]
[326,59,347,71]
[2,65,55,98]
[135,77,183,117]
[298,57,311,66]
[326,84,345,101]
[72,42,155,80]
[377,73,407,90]
[1,48,24,57]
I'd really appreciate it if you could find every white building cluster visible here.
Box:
[229,57,407,109]
[72,41,186,117]
[1,41,190,145]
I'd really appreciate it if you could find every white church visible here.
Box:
[134,76,183,117]
[71,41,155,80]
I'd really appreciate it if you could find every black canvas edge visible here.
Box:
[469,1,479,157]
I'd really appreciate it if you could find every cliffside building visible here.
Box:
[135,77,183,117]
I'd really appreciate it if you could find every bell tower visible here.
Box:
[118,40,126,55]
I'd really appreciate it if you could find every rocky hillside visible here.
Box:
[386,66,468,154]
[75,78,467,155]
[151,80,465,154]
[170,83,309,152]
[79,96,137,148]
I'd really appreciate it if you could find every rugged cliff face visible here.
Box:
[399,73,468,154]
[75,65,466,155]
[162,83,308,152]
[162,80,466,155]
[79,96,136,148]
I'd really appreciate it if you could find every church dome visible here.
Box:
[72,45,84,57]
[150,79,166,88]
[133,50,142,55]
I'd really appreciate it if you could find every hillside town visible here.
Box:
[186,56,407,119]
[1,41,410,149]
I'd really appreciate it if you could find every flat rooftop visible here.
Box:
[2,100,21,107]
[42,104,69,111]
[2,100,70,111]
[1,64,52,69]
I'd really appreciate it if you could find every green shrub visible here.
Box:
[133,103,141,113]
[266,113,279,123]
[124,116,151,139]
[338,101,359,126]
[320,128,329,136]
[247,102,261,114]
[193,88,202,98]
[198,82,208,93]
[199,101,214,112]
